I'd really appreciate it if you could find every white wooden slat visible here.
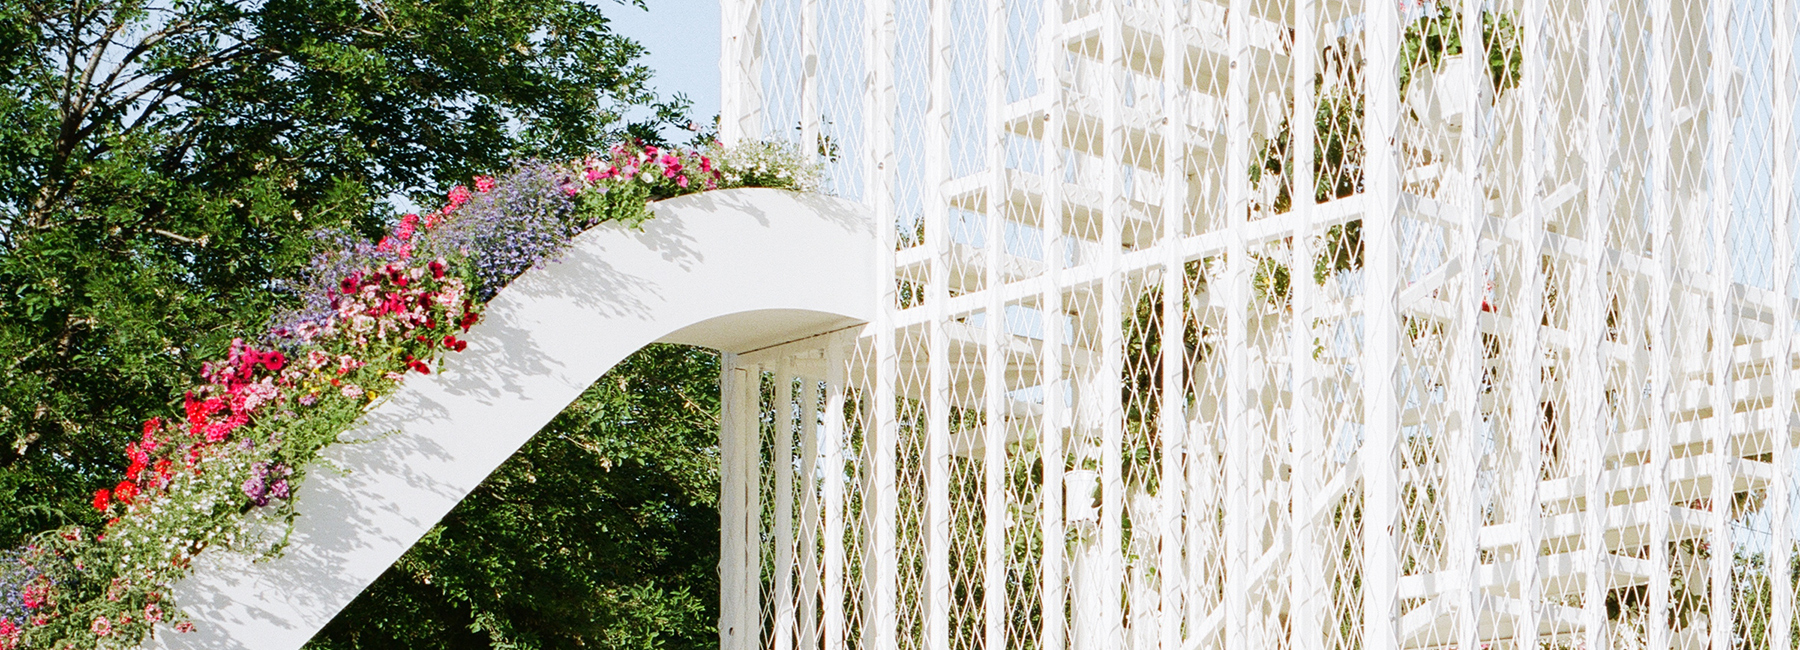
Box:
[1578,1,1611,648]
[1453,1,1486,647]
[981,0,1008,645]
[1036,0,1067,642]
[776,359,798,650]
[1708,1,1736,648]
[1645,2,1674,647]
[1097,0,1126,644]
[1362,0,1402,645]
[1771,0,1797,642]
[1158,0,1187,645]
[1223,0,1251,647]
[1289,0,1322,648]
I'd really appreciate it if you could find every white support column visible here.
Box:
[1511,0,1547,644]
[722,353,747,650]
[1361,0,1401,645]
[1222,0,1251,647]
[1158,0,1188,646]
[1037,0,1067,642]
[1577,2,1610,649]
[822,334,849,650]
[800,0,820,161]
[1451,1,1485,648]
[1771,0,1797,643]
[924,0,953,644]
[798,361,822,650]
[1706,0,1735,646]
[1288,0,1321,648]
[1645,2,1673,647]
[733,359,767,650]
[981,0,1009,645]
[776,359,799,650]
[721,0,764,143]
[864,0,900,642]
[1099,0,1127,643]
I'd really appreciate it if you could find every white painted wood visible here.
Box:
[776,359,799,650]
[1452,2,1486,648]
[1645,3,1674,648]
[1289,1,1322,648]
[799,363,822,650]
[822,332,849,650]
[1708,2,1736,649]
[1362,0,1401,646]
[1514,0,1548,646]
[723,352,748,650]
[1037,0,1067,643]
[1772,0,1796,643]
[1578,2,1610,648]
[1223,0,1251,648]
[148,190,876,650]
[1157,0,1186,644]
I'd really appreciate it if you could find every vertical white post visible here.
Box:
[982,0,1009,645]
[723,353,746,650]
[1099,0,1127,642]
[722,0,764,143]
[1289,0,1321,647]
[1512,0,1547,644]
[1158,0,1189,645]
[864,0,900,642]
[720,0,741,143]
[1038,0,1067,642]
[801,365,822,650]
[1771,0,1797,643]
[1361,0,1401,645]
[1645,1,1672,647]
[824,334,850,650]
[744,361,767,650]
[1706,0,1736,645]
[800,0,820,159]
[1452,0,1485,648]
[924,0,953,645]
[1577,2,1610,649]
[1222,0,1252,647]
[776,360,798,650]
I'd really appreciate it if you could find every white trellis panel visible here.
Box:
[718,0,1800,648]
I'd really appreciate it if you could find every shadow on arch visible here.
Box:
[147,188,877,650]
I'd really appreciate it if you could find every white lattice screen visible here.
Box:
[715,0,1800,648]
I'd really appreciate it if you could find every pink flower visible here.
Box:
[677,175,689,188]
[473,176,495,192]
[585,168,604,182]
[175,621,195,633]
[340,384,363,399]
[446,185,472,210]
[90,616,112,637]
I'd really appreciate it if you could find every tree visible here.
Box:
[306,344,723,650]
[0,0,687,545]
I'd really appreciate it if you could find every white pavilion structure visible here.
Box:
[714,0,1800,649]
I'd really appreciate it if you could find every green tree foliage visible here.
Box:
[307,344,722,649]
[0,0,685,545]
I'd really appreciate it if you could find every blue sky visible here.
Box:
[608,0,721,139]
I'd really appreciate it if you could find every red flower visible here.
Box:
[142,417,161,436]
[429,259,446,279]
[92,489,111,511]
[113,481,139,505]
[474,176,496,193]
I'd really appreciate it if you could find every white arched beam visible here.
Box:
[149,188,877,650]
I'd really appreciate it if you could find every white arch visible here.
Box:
[149,188,876,650]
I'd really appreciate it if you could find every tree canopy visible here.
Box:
[0,0,688,544]
[307,344,722,649]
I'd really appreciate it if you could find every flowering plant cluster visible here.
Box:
[0,139,816,649]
